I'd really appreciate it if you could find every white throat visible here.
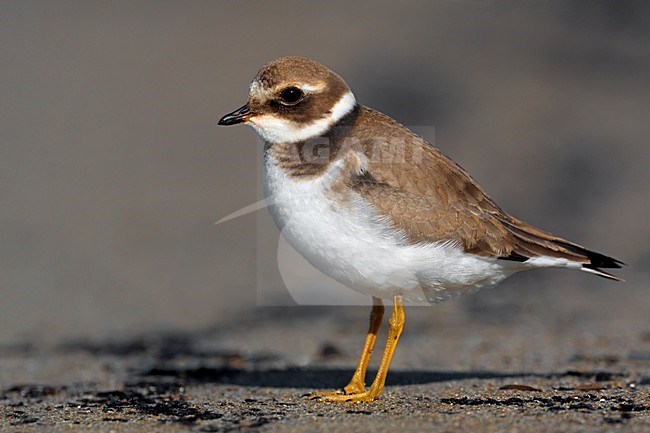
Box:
[248,91,357,144]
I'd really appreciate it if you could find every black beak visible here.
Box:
[218,104,252,126]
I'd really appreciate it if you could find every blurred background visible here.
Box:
[1,1,648,347]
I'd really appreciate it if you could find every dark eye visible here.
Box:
[279,87,304,105]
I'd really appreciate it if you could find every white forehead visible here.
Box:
[249,80,264,98]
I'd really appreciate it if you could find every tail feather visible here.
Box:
[497,215,625,281]
[581,265,624,282]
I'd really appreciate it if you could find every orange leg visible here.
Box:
[314,295,405,403]
[310,297,384,398]
[342,297,385,394]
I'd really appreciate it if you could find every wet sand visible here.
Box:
[3,285,649,432]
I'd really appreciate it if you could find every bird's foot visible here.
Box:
[311,388,381,403]
[308,379,368,401]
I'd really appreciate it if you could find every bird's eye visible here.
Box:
[279,87,304,105]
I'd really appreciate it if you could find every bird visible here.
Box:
[218,56,623,403]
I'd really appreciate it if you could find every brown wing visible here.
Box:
[351,137,516,257]
[347,107,623,277]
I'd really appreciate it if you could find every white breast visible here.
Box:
[263,155,520,304]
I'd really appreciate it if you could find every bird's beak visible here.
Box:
[218,104,253,126]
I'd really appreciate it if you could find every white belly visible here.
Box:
[263,156,517,304]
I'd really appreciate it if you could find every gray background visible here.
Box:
[1,1,648,347]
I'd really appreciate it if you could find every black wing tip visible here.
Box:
[554,240,625,269]
[585,253,626,269]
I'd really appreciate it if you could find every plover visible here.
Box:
[218,56,623,402]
